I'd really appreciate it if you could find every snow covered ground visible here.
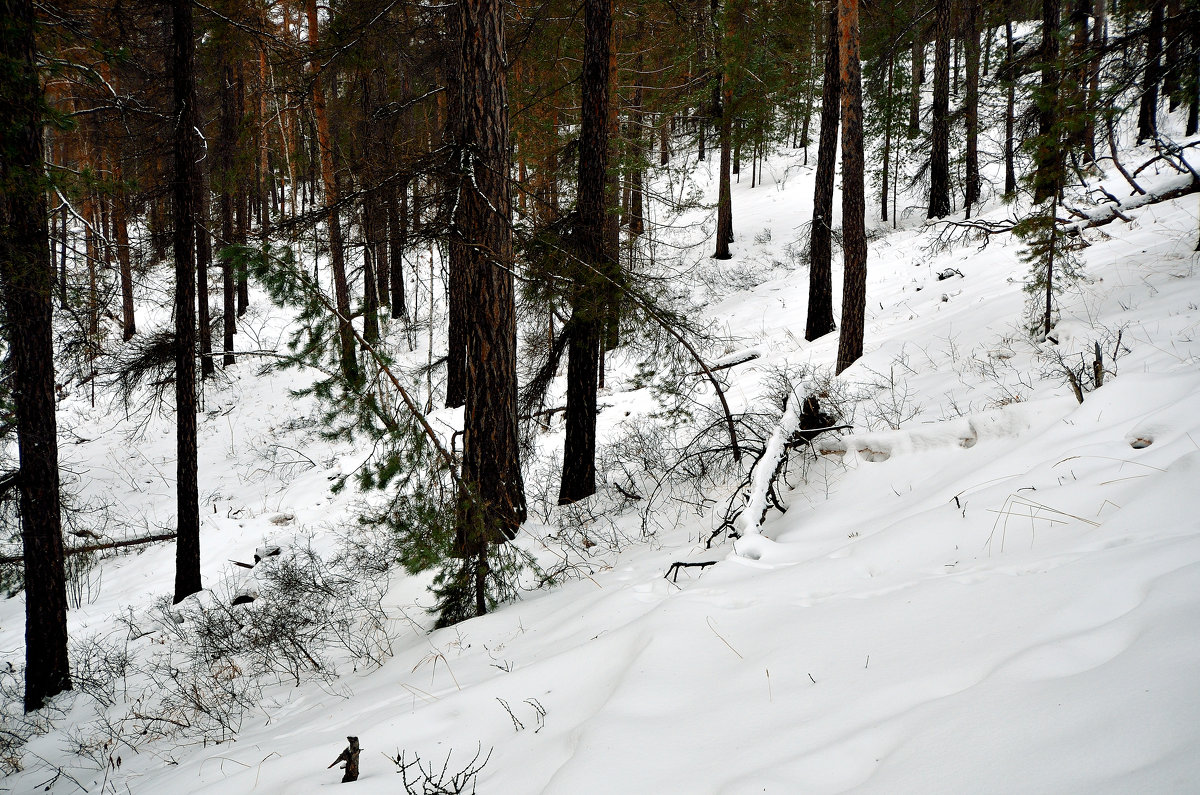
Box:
[2,116,1199,793]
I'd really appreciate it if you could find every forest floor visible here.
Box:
[2,110,1199,793]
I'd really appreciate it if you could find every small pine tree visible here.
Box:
[1014,196,1084,341]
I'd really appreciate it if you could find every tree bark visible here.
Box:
[0,0,72,712]
[835,0,866,374]
[453,0,527,614]
[1034,0,1063,203]
[306,0,358,385]
[713,0,734,259]
[964,0,981,216]
[1005,18,1017,197]
[806,5,839,342]
[928,0,952,218]
[560,0,614,505]
[219,64,237,367]
[1137,0,1164,143]
[387,181,408,318]
[196,172,214,379]
[172,0,202,604]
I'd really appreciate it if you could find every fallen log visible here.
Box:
[0,531,177,566]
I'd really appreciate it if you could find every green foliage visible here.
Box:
[1014,198,1084,339]
[243,241,532,626]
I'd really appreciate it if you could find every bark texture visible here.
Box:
[453,0,528,612]
[559,0,615,506]
[0,0,72,712]
[172,0,202,603]
[928,0,952,218]
[835,0,866,374]
[805,5,839,342]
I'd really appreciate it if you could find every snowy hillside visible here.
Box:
[3,116,1199,794]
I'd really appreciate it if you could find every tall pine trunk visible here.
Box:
[306,0,358,384]
[1137,0,1164,143]
[806,4,839,342]
[560,0,614,505]
[713,0,734,259]
[172,0,202,604]
[0,0,72,712]
[928,0,952,218]
[964,0,981,216]
[451,0,527,618]
[835,0,866,374]
[1034,0,1063,203]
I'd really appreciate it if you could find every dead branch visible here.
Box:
[0,531,178,565]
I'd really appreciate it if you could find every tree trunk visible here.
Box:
[387,181,407,318]
[219,64,237,367]
[881,53,893,222]
[909,35,922,137]
[306,0,358,385]
[560,0,614,506]
[1083,0,1106,159]
[196,173,214,379]
[714,0,734,260]
[114,187,136,341]
[1164,0,1181,109]
[445,1,467,409]
[1137,0,1164,143]
[964,0,981,216]
[1034,0,1063,203]
[1005,18,1017,197]
[835,0,866,374]
[453,0,527,613]
[0,0,72,713]
[172,0,202,604]
[928,0,952,218]
[806,4,839,342]
[361,206,380,345]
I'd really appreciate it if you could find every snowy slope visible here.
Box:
[2,118,1199,794]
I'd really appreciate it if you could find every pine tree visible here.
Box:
[805,4,839,342]
[0,0,72,712]
[559,0,615,506]
[927,0,952,218]
[172,0,202,603]
[835,0,866,373]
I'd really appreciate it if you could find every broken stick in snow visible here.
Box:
[328,736,360,782]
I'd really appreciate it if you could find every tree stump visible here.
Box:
[328,736,360,782]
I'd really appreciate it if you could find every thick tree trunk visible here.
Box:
[446,1,467,409]
[805,5,839,342]
[928,0,952,218]
[452,0,527,614]
[0,0,72,713]
[714,10,734,260]
[835,0,866,374]
[560,0,614,505]
[172,0,202,604]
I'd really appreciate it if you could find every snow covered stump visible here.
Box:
[328,736,360,782]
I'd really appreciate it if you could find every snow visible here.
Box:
[3,115,1200,793]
